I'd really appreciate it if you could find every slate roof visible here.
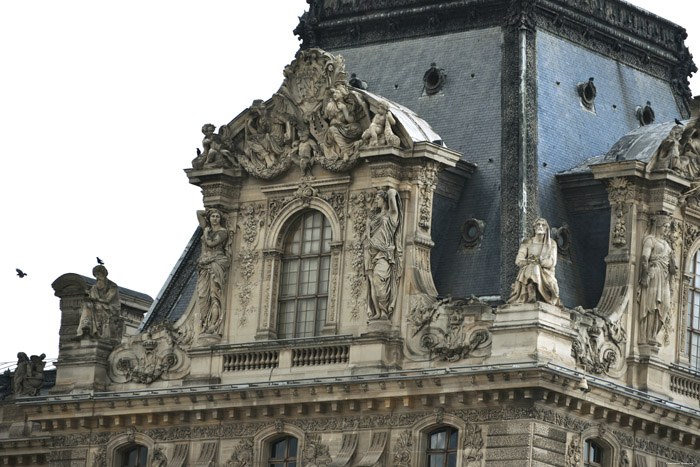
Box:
[140,228,201,330]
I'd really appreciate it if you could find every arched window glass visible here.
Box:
[427,427,458,467]
[584,439,604,467]
[269,436,298,467]
[687,250,700,370]
[278,211,332,339]
[119,445,148,467]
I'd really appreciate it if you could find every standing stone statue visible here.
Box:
[78,265,121,339]
[196,208,231,335]
[365,188,403,320]
[12,352,46,396]
[637,219,677,346]
[508,218,562,306]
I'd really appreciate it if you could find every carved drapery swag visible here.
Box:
[78,265,122,340]
[190,49,405,179]
[637,218,677,346]
[365,187,403,320]
[196,208,233,336]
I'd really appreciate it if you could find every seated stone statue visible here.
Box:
[508,218,562,306]
[12,352,46,396]
[78,265,121,339]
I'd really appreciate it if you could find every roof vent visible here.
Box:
[423,63,446,95]
[348,73,368,90]
[577,77,597,111]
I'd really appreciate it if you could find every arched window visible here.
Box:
[119,444,148,467]
[269,436,298,467]
[584,439,604,467]
[687,250,700,369]
[278,211,332,339]
[426,427,458,467]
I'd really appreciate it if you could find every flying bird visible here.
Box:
[96,257,104,265]
[16,268,27,278]
[675,118,683,125]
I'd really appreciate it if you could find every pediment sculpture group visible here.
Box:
[648,119,700,179]
[190,49,403,179]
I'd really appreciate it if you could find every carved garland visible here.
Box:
[392,430,412,467]
[606,178,634,248]
[348,191,374,321]
[236,203,264,326]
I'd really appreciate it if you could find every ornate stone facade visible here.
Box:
[2,2,700,466]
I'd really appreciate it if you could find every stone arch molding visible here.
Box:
[265,194,343,251]
[253,423,307,466]
[410,412,485,467]
[105,429,156,467]
[189,47,441,180]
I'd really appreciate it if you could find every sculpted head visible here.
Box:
[206,209,225,228]
[532,218,550,238]
[670,125,683,140]
[201,123,216,136]
[374,189,389,210]
[92,265,108,280]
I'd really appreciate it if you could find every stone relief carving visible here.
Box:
[192,123,237,170]
[392,430,412,467]
[417,162,441,231]
[407,295,493,361]
[236,203,263,327]
[109,321,189,384]
[365,187,403,320]
[78,264,122,339]
[571,307,627,376]
[507,218,562,306]
[637,217,678,347]
[91,447,106,467]
[303,434,331,467]
[196,208,233,336]
[348,191,374,320]
[224,438,253,467]
[619,449,630,467]
[152,446,168,467]
[12,352,46,396]
[190,49,405,180]
[606,178,634,249]
[565,437,581,467]
[462,423,484,467]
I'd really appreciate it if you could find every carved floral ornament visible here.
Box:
[191,49,408,180]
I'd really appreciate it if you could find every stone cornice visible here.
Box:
[17,363,700,450]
